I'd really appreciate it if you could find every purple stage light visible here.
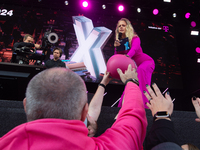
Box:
[185,12,190,19]
[82,1,88,7]
[118,5,124,12]
[196,47,200,53]
[153,9,159,15]
[191,21,196,27]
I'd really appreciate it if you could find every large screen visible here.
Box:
[0,4,182,89]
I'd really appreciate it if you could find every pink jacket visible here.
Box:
[116,36,154,66]
[0,83,147,150]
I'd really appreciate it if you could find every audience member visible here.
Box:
[87,71,112,137]
[191,96,200,122]
[45,47,66,68]
[182,143,199,150]
[0,65,147,150]
[144,86,200,150]
[144,83,182,150]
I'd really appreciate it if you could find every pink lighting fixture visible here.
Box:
[185,12,190,19]
[82,1,88,7]
[153,9,159,15]
[118,5,124,12]
[196,47,200,53]
[191,21,196,27]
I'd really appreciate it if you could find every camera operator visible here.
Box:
[45,47,66,68]
[12,34,41,65]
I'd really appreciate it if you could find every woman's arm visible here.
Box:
[127,36,141,58]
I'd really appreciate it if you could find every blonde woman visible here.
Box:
[114,18,155,108]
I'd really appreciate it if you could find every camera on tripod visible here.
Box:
[42,27,59,50]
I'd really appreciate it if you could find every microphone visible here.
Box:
[116,32,122,52]
[118,32,122,41]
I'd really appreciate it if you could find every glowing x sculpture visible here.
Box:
[70,16,112,78]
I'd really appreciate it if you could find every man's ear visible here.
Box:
[23,98,27,113]
[81,103,88,122]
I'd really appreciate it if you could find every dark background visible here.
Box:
[0,0,200,111]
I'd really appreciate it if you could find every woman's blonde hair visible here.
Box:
[115,18,138,47]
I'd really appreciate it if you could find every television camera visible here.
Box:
[13,27,59,65]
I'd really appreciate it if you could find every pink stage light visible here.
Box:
[191,21,196,27]
[153,9,159,15]
[118,5,124,12]
[82,1,88,7]
[185,12,190,19]
[196,47,200,53]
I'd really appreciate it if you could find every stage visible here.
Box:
[0,62,196,111]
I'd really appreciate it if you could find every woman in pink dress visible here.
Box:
[114,18,155,108]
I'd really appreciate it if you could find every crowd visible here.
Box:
[0,64,199,150]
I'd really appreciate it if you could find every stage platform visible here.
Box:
[0,62,196,111]
[0,62,45,101]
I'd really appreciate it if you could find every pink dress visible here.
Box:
[116,36,155,108]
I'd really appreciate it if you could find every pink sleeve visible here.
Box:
[93,82,147,150]
[127,37,141,58]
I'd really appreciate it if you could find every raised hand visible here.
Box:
[117,64,138,84]
[192,96,200,122]
[100,71,112,86]
[144,83,173,117]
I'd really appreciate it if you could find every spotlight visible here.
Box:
[102,4,106,9]
[185,12,190,19]
[191,31,199,35]
[65,1,68,5]
[82,1,88,7]
[173,13,176,18]
[137,8,141,13]
[191,21,196,27]
[196,47,200,53]
[153,9,159,15]
[118,5,124,12]
[163,0,171,2]
[38,0,42,2]
[196,47,200,64]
